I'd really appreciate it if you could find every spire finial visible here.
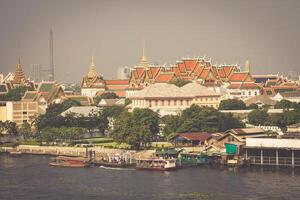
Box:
[140,39,148,68]
[87,56,98,78]
[245,60,250,72]
[91,55,95,66]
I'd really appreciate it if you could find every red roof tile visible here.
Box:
[177,132,211,141]
[105,79,129,85]
[154,73,174,83]
[228,72,251,82]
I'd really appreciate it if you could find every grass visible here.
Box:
[151,142,173,148]
[19,139,40,146]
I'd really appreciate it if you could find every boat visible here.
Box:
[94,153,133,168]
[49,156,91,168]
[9,151,22,156]
[135,158,177,171]
[177,152,209,167]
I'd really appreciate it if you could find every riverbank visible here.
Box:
[0,145,139,159]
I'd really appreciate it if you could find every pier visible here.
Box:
[244,138,300,167]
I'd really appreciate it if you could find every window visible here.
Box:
[23,111,27,115]
[248,91,251,96]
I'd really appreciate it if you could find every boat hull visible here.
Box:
[135,166,176,171]
[49,162,89,168]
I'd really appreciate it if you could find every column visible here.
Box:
[245,149,248,160]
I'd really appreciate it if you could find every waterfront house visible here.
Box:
[214,128,269,148]
[169,132,211,147]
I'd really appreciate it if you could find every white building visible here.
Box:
[129,82,221,116]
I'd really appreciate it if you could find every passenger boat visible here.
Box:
[49,156,91,168]
[177,152,209,167]
[9,151,22,156]
[95,153,133,168]
[135,158,177,171]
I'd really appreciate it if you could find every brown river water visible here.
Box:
[0,154,300,200]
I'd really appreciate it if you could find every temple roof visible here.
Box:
[12,59,27,85]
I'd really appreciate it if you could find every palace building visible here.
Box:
[80,57,129,98]
[81,57,106,97]
[129,82,221,116]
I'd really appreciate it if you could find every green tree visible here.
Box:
[247,103,259,110]
[19,122,31,140]
[219,99,246,110]
[274,99,294,109]
[169,78,191,87]
[161,115,181,137]
[124,98,132,106]
[0,86,30,101]
[111,108,159,150]
[248,109,269,125]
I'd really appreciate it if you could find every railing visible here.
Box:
[249,156,300,166]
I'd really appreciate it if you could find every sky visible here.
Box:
[0,0,300,82]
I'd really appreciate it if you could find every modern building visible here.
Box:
[117,66,131,79]
[0,101,38,126]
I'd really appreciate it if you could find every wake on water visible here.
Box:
[99,166,135,171]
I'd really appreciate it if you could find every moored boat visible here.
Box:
[49,156,91,168]
[135,158,177,171]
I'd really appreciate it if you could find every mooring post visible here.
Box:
[292,150,295,167]
[276,149,279,166]
[260,149,263,165]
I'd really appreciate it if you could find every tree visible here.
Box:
[169,78,191,87]
[35,99,81,130]
[161,115,181,137]
[19,122,32,140]
[163,105,244,134]
[248,109,269,125]
[0,86,30,101]
[111,108,159,150]
[218,112,245,132]
[247,103,258,110]
[218,99,246,110]
[274,99,294,109]
[124,98,132,106]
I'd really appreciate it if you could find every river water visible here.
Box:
[0,154,300,200]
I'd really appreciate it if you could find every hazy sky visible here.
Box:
[0,0,300,82]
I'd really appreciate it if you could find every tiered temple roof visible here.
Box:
[11,59,28,86]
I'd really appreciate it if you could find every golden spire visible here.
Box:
[245,60,250,72]
[13,57,26,85]
[87,56,98,78]
[140,40,148,68]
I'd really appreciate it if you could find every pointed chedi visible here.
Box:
[140,41,148,68]
[12,58,27,85]
[87,56,99,78]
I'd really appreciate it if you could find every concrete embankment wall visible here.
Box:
[0,145,136,158]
